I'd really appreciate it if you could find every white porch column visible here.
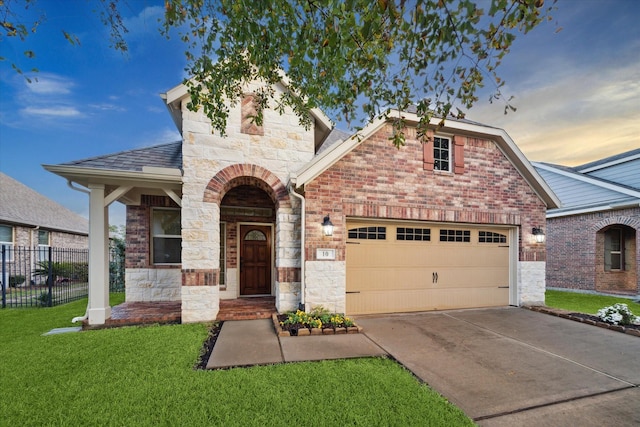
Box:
[87,184,111,325]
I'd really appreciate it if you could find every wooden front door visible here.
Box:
[240,225,272,296]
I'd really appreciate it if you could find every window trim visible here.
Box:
[151,207,182,265]
[433,135,452,172]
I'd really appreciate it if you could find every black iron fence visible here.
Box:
[1,245,125,308]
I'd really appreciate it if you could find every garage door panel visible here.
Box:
[346,287,509,315]
[346,221,512,315]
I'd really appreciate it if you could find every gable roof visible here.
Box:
[292,111,561,209]
[162,78,334,151]
[0,173,89,235]
[533,149,640,218]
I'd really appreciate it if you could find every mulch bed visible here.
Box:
[568,312,640,332]
[528,306,640,337]
[194,321,223,370]
[275,314,356,336]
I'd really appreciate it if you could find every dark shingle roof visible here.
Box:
[62,142,182,172]
[0,173,89,234]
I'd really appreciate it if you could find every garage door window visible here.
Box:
[397,227,431,241]
[440,229,470,242]
[479,231,507,243]
[348,226,386,240]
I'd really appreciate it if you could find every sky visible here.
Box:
[1,0,639,228]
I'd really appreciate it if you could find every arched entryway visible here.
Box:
[220,185,276,296]
[595,224,638,294]
[202,164,301,313]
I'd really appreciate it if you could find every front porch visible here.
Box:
[83,297,277,328]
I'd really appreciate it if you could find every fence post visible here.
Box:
[1,245,6,309]
[47,246,53,307]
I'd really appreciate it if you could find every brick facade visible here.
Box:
[547,207,640,294]
[304,123,547,262]
[125,195,181,269]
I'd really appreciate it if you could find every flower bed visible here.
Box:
[273,308,362,337]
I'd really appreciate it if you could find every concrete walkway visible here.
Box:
[206,308,640,426]
[206,318,386,369]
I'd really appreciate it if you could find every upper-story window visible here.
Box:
[423,133,464,174]
[152,208,182,264]
[433,136,451,172]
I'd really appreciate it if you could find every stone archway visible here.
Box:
[203,164,290,209]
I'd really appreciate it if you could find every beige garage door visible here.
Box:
[346,221,511,315]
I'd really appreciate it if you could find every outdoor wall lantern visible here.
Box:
[322,215,334,237]
[532,227,545,244]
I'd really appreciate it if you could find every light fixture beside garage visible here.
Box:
[322,215,334,236]
[532,227,545,243]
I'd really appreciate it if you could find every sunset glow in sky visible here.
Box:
[1,0,638,225]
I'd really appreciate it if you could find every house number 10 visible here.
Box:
[316,249,336,260]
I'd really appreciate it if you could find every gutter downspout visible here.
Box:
[288,181,306,311]
[66,180,91,324]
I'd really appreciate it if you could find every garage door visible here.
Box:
[346,220,511,315]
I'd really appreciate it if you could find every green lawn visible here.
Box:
[546,289,640,315]
[0,296,473,426]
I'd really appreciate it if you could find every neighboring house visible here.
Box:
[44,79,559,325]
[0,172,89,285]
[534,149,640,296]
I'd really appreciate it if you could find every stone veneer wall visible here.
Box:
[303,123,548,310]
[305,261,346,313]
[125,196,182,302]
[518,261,546,305]
[180,82,314,322]
[125,268,181,301]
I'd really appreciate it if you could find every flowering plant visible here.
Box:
[596,303,639,326]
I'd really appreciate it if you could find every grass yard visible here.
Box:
[546,289,640,315]
[0,295,473,427]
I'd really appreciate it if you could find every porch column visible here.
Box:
[87,183,111,325]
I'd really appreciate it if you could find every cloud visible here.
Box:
[21,106,82,117]
[465,57,640,166]
[26,74,75,95]
[122,6,165,39]
[88,103,127,112]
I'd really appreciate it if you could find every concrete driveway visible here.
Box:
[356,307,640,426]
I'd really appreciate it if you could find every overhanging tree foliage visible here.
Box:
[162,0,555,146]
[2,0,556,146]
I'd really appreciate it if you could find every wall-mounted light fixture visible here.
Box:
[532,227,545,244]
[321,215,334,237]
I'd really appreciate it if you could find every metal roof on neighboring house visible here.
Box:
[577,148,640,190]
[533,149,640,218]
[61,142,182,172]
[0,172,89,234]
